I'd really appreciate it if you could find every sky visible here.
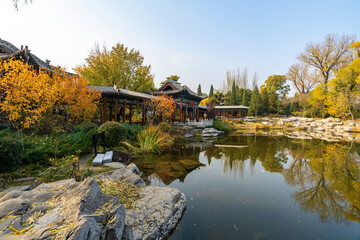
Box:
[0,0,359,95]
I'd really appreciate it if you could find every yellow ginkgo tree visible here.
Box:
[0,58,101,129]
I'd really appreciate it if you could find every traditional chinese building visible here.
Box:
[0,38,74,76]
[215,105,249,118]
[149,79,207,122]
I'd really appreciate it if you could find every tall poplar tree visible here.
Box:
[230,81,237,105]
[242,90,248,106]
[209,84,214,98]
[197,84,202,95]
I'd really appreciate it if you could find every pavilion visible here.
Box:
[149,79,207,122]
[214,105,249,118]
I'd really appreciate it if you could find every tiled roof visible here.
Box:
[160,79,182,90]
[151,86,206,101]
[89,86,155,100]
[0,38,75,77]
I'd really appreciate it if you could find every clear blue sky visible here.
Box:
[0,0,359,95]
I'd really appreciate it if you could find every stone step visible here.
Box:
[102,151,114,163]
[92,154,105,166]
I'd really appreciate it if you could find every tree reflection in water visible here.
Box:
[132,134,360,225]
[207,135,360,225]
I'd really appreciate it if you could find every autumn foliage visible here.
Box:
[147,95,176,123]
[0,58,101,128]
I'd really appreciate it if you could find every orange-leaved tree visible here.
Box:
[147,95,176,123]
[0,58,101,128]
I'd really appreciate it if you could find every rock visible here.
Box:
[14,177,34,182]
[105,162,126,169]
[201,128,223,138]
[0,198,30,218]
[97,167,145,186]
[179,159,205,170]
[127,163,141,175]
[343,126,353,132]
[0,163,186,240]
[184,134,193,138]
[126,186,186,240]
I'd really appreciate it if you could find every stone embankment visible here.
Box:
[0,163,186,240]
[201,128,224,139]
[263,117,360,142]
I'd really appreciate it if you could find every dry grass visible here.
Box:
[97,179,143,209]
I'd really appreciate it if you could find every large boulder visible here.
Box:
[0,163,186,240]
[0,179,129,240]
[126,186,186,240]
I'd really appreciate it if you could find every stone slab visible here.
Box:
[103,151,113,163]
[93,154,104,166]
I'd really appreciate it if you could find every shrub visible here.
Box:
[0,137,24,172]
[213,120,232,133]
[98,121,126,148]
[123,124,143,142]
[22,129,95,164]
[78,122,98,132]
[158,122,172,133]
[38,154,83,182]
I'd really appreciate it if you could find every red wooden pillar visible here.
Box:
[231,110,234,118]
[102,99,107,123]
[180,101,183,122]
[129,105,132,124]
[114,99,118,122]
[142,102,146,125]
[123,100,126,123]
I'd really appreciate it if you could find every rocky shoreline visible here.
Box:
[0,163,186,240]
[255,117,360,142]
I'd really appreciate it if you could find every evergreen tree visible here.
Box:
[230,81,237,105]
[197,84,202,95]
[237,88,244,105]
[242,90,248,106]
[260,87,270,115]
[250,85,262,117]
[209,84,214,98]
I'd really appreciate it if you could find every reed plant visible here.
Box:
[137,125,172,153]
[124,125,173,154]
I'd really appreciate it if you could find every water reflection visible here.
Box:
[132,134,360,225]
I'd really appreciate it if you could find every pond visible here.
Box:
[131,134,360,240]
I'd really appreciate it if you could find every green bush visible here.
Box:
[158,122,172,133]
[78,122,99,133]
[0,137,24,173]
[213,120,231,133]
[22,129,95,164]
[123,124,143,143]
[0,127,95,166]
[98,121,126,148]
